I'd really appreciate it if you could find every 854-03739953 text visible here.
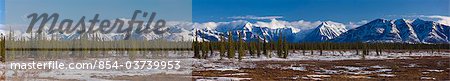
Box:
[9,60,181,70]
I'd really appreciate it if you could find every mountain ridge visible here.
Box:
[331,18,450,44]
[3,18,449,44]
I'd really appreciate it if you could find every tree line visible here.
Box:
[192,30,450,60]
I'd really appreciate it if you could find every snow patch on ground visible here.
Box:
[195,77,252,81]
[378,74,396,77]
[284,66,306,71]
[3,50,449,80]
[224,73,248,76]
[242,50,450,61]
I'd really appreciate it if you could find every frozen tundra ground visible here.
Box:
[0,50,449,81]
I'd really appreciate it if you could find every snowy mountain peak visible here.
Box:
[332,18,449,44]
[5,18,449,44]
[320,21,347,30]
[411,19,449,44]
[302,21,347,42]
[244,22,253,31]
[394,19,420,43]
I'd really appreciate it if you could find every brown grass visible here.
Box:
[193,56,450,81]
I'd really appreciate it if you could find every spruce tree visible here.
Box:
[238,31,244,61]
[227,31,235,59]
[263,37,268,57]
[201,39,208,59]
[0,35,4,62]
[268,40,273,58]
[319,43,323,56]
[248,42,254,56]
[277,31,282,58]
[256,37,261,57]
[361,43,368,60]
[193,31,200,59]
[355,43,360,55]
[219,36,226,59]
[209,40,213,57]
[302,48,306,56]
[283,37,289,58]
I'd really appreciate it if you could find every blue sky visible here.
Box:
[193,0,449,23]
[0,0,3,24]
[1,0,449,25]
[5,0,192,24]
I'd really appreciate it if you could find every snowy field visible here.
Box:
[0,50,449,81]
[193,50,450,80]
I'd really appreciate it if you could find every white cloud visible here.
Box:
[393,15,450,26]
[164,19,327,33]
[346,20,368,29]
[202,22,219,29]
[228,15,283,20]
[289,20,323,30]
[252,19,323,30]
[6,16,353,35]
[422,15,450,26]
[254,19,290,29]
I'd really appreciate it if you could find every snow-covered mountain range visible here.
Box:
[332,19,450,44]
[302,21,347,42]
[194,18,449,44]
[2,18,449,44]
